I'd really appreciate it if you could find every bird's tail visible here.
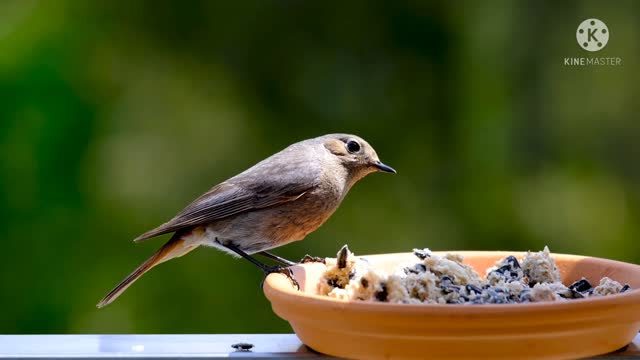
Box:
[96,230,201,308]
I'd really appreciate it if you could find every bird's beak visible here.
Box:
[373,161,397,174]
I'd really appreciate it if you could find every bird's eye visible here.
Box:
[346,140,361,153]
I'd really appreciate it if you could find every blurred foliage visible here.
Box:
[1,0,639,334]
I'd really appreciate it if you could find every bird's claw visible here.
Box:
[300,254,326,264]
[262,266,300,290]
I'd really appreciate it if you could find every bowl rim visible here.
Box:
[264,250,640,314]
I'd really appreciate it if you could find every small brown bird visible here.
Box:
[97,133,395,308]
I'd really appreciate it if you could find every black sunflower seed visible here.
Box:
[496,265,511,274]
[337,245,349,269]
[403,263,427,275]
[558,289,584,299]
[466,284,483,294]
[505,255,521,269]
[569,278,592,293]
[231,343,254,352]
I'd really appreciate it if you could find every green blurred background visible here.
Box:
[1,0,639,334]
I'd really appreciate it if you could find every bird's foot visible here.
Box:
[257,251,297,266]
[261,266,300,290]
[299,254,326,264]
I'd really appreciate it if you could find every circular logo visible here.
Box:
[576,19,609,52]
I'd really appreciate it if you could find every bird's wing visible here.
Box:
[133,171,318,242]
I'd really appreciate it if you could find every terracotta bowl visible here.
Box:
[263,251,640,360]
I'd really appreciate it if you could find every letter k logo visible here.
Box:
[577,19,609,52]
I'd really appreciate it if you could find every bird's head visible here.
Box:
[322,134,396,182]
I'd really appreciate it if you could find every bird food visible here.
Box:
[318,245,631,304]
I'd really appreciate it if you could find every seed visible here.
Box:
[444,285,461,294]
[337,245,349,269]
[441,279,461,294]
[584,288,594,296]
[231,343,254,351]
[440,275,453,285]
[505,256,521,269]
[466,284,483,294]
[403,263,427,275]
[375,283,388,302]
[558,289,584,299]
[570,289,584,299]
[569,278,593,293]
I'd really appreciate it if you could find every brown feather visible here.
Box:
[97,228,202,308]
[133,180,314,243]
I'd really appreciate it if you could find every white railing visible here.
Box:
[1,333,638,358]
[0,334,327,359]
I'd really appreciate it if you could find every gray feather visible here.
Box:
[133,140,323,242]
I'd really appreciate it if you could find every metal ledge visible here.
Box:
[1,334,639,359]
[0,334,326,359]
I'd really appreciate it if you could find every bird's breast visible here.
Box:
[265,189,341,240]
[205,185,343,253]
[204,160,352,253]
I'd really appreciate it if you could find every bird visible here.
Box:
[97,133,396,308]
